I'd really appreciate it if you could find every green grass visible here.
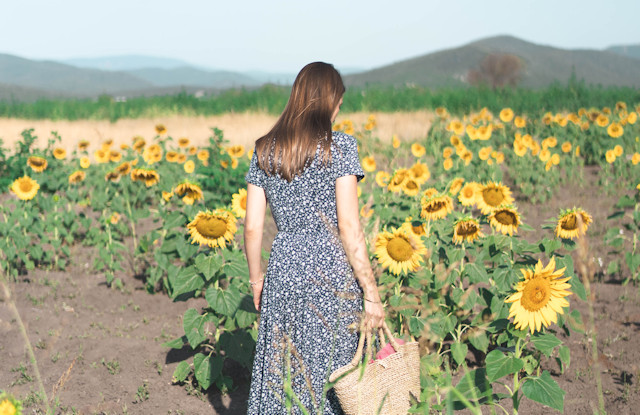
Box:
[0,81,639,121]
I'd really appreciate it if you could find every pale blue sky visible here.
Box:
[3,0,639,73]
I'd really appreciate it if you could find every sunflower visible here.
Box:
[458,182,478,207]
[448,121,465,136]
[110,212,121,225]
[607,122,623,138]
[477,182,514,215]
[227,145,245,158]
[162,191,174,202]
[155,124,167,135]
[505,257,572,334]
[166,150,179,162]
[27,156,47,172]
[539,149,551,162]
[435,107,448,118]
[187,209,237,249]
[375,171,390,188]
[443,158,454,171]
[177,153,187,164]
[94,149,110,164]
[78,140,90,151]
[478,146,492,161]
[542,136,557,148]
[184,160,195,174]
[68,170,86,184]
[605,150,616,164]
[178,137,190,148]
[131,168,160,187]
[10,176,39,200]
[628,112,637,124]
[197,149,210,163]
[551,153,560,165]
[442,146,454,159]
[362,156,376,172]
[580,121,590,131]
[477,125,492,141]
[387,168,409,192]
[143,145,163,164]
[116,161,131,176]
[452,216,484,244]
[231,188,248,218]
[494,151,505,164]
[360,205,374,218]
[392,134,400,149]
[120,143,130,150]
[53,147,67,160]
[448,177,464,195]
[499,108,514,123]
[374,227,427,275]
[466,125,478,140]
[632,152,640,165]
[105,171,121,182]
[514,116,526,128]
[402,218,427,238]
[561,141,572,153]
[109,150,122,163]
[80,156,90,169]
[420,193,453,221]
[174,181,204,203]
[132,137,146,152]
[595,114,609,127]
[0,394,22,415]
[409,162,430,184]
[460,150,473,165]
[513,139,528,157]
[411,143,426,158]
[555,208,592,239]
[488,205,521,235]
[402,179,420,197]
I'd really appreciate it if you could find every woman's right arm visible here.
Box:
[244,183,267,311]
[336,175,385,328]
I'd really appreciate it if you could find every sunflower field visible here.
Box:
[1,102,640,414]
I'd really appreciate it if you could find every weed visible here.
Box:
[51,352,61,363]
[11,362,33,385]
[101,358,121,375]
[35,339,47,349]
[134,381,150,403]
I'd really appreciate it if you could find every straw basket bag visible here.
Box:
[329,323,420,415]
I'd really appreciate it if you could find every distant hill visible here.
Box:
[607,44,640,60]
[63,55,193,71]
[345,36,640,88]
[0,54,153,96]
[125,66,260,88]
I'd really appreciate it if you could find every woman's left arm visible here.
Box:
[244,183,267,311]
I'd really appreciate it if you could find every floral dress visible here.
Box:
[245,132,365,414]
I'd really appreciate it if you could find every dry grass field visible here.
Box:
[0,111,436,152]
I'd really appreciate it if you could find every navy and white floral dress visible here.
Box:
[245,131,365,414]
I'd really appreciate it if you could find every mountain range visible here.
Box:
[1,35,638,101]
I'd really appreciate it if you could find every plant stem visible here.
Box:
[1,278,52,414]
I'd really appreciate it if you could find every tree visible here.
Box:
[468,54,523,89]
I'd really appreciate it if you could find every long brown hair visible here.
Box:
[254,62,345,182]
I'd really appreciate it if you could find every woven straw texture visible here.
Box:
[329,325,420,415]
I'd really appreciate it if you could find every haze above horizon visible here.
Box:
[4,0,640,73]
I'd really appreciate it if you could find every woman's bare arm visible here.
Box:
[244,183,267,311]
[336,175,385,327]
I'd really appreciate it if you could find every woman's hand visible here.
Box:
[251,279,264,312]
[364,299,385,329]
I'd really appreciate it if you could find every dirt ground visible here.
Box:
[1,159,639,414]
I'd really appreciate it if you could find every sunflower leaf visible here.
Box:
[183,308,207,349]
[195,253,223,281]
[193,353,223,390]
[171,361,191,384]
[531,333,562,357]
[521,370,565,413]
[450,342,468,366]
[205,285,242,317]
[485,349,524,382]
[449,368,492,410]
[169,265,204,299]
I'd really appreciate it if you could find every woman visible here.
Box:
[244,62,384,414]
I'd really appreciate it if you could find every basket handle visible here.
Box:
[349,322,401,366]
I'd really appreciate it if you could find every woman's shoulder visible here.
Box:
[331,131,357,149]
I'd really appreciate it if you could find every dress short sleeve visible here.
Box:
[245,151,268,188]
[333,132,364,181]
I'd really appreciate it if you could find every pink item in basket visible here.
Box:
[370,339,405,362]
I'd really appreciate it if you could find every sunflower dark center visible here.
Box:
[495,210,516,225]
[561,214,578,230]
[240,196,247,210]
[482,188,505,207]
[425,200,445,213]
[196,217,227,239]
[521,277,551,312]
[19,179,33,192]
[457,222,478,236]
[386,237,413,262]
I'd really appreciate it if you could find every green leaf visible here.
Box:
[625,251,640,272]
[171,361,191,383]
[531,333,562,358]
[223,250,249,278]
[162,335,188,349]
[449,368,492,409]
[559,345,570,371]
[195,253,223,281]
[485,350,524,382]
[177,237,199,262]
[566,309,585,333]
[467,331,489,353]
[521,370,565,413]
[193,353,222,390]
[465,263,488,284]
[219,330,256,368]
[568,274,587,302]
[169,266,204,299]
[205,285,242,317]
[607,260,619,275]
[164,211,186,230]
[183,308,207,349]
[450,342,468,366]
